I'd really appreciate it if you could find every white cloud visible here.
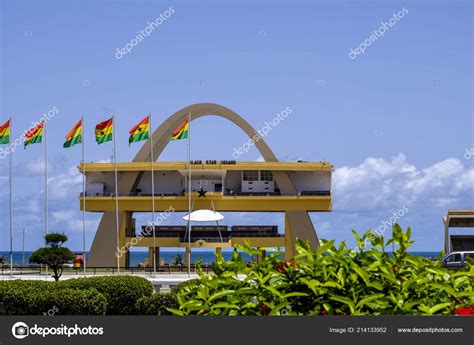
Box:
[52,209,99,233]
[333,153,474,212]
[47,165,82,200]
[18,159,54,177]
[52,210,76,222]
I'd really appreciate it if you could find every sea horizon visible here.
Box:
[0,250,444,266]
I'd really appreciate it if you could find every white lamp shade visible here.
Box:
[182,209,224,222]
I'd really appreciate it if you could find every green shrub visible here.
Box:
[171,224,474,316]
[60,276,154,315]
[171,279,201,295]
[0,281,107,315]
[136,293,178,315]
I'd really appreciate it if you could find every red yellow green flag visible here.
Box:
[63,119,83,148]
[170,118,189,140]
[95,117,113,145]
[129,116,150,145]
[0,119,11,144]
[24,122,44,149]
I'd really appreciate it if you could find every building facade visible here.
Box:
[79,103,333,267]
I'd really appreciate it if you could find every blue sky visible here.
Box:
[0,0,472,253]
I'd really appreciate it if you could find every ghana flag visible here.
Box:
[95,117,113,145]
[0,119,11,144]
[170,118,189,140]
[63,119,83,148]
[129,116,150,145]
[24,122,44,148]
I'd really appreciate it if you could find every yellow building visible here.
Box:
[80,103,333,268]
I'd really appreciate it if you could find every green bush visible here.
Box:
[171,224,474,316]
[60,276,154,315]
[171,279,201,295]
[0,281,107,315]
[136,293,179,315]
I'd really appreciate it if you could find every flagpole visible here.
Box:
[149,114,156,277]
[45,121,48,237]
[9,118,13,277]
[113,115,120,273]
[187,112,191,277]
[22,228,25,267]
[82,116,87,275]
[44,121,48,278]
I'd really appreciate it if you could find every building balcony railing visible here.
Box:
[80,190,331,197]
[137,233,281,239]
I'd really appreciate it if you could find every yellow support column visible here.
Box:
[285,213,296,260]
[215,247,222,261]
[257,247,266,263]
[118,212,128,269]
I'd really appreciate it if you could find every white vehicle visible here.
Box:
[440,251,474,269]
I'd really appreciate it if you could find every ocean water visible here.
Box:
[0,251,443,267]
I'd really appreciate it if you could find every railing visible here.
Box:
[80,192,184,197]
[0,264,214,276]
[139,232,185,238]
[81,191,331,197]
[179,237,231,243]
[231,233,281,238]
[224,191,331,197]
[137,232,280,239]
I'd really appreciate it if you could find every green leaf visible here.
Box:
[421,303,452,315]
[208,290,236,302]
[351,262,370,286]
[330,295,356,314]
[263,286,284,299]
[323,281,343,289]
[337,268,346,287]
[283,292,309,298]
[356,294,385,309]
[210,302,240,310]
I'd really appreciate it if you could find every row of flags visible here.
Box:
[0,115,190,149]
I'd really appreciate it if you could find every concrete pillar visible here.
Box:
[444,217,450,253]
